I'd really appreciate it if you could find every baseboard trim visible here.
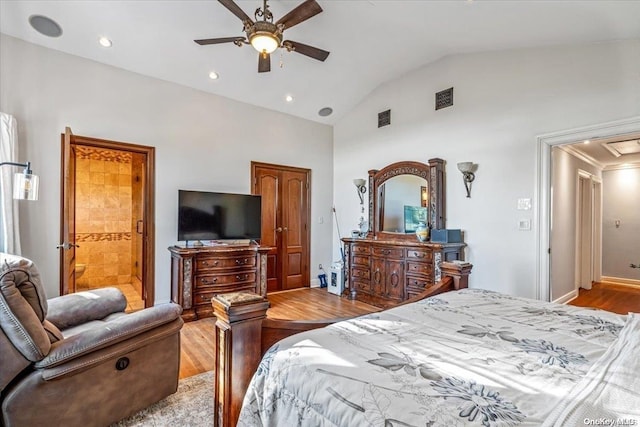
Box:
[601,276,640,288]
[553,289,579,305]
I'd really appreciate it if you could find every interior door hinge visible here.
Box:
[548,248,551,254]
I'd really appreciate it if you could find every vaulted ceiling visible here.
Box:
[1,1,639,124]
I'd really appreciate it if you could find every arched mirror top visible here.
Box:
[368,158,446,241]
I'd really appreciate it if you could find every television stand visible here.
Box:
[168,243,270,321]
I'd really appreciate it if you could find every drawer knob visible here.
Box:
[413,252,425,258]
[203,260,219,267]
[236,274,248,281]
[235,258,249,265]
[202,277,218,284]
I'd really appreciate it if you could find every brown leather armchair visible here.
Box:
[0,253,184,427]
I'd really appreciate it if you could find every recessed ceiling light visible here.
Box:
[285,95,294,103]
[209,71,219,80]
[318,107,333,117]
[99,37,112,48]
[29,15,62,38]
[584,140,590,144]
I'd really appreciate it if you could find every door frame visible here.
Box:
[60,133,156,307]
[536,115,640,302]
[575,170,602,291]
[251,161,311,291]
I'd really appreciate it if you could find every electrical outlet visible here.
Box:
[518,219,531,231]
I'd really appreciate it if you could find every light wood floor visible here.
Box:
[178,288,378,379]
[569,282,640,314]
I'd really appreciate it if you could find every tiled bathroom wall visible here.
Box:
[75,146,133,287]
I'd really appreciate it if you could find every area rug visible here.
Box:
[111,371,213,426]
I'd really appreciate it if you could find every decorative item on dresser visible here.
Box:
[342,159,466,307]
[169,244,270,321]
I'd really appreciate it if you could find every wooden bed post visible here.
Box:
[212,292,270,427]
[440,262,473,290]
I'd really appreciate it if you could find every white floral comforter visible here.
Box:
[238,289,632,426]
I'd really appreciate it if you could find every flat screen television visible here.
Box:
[178,190,261,242]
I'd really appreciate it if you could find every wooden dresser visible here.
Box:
[342,238,465,307]
[168,244,270,321]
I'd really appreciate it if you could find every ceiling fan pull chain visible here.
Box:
[279,50,284,68]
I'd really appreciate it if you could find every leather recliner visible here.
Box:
[0,253,184,427]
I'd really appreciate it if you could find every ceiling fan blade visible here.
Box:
[218,0,253,23]
[194,37,246,45]
[284,40,329,61]
[275,0,322,30]
[258,53,271,73]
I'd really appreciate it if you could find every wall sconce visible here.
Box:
[0,161,39,200]
[457,162,476,198]
[353,178,367,205]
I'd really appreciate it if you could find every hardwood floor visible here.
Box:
[179,316,215,379]
[178,288,378,379]
[568,282,640,314]
[267,287,378,319]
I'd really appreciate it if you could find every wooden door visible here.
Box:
[371,257,385,297]
[59,127,77,294]
[386,260,404,300]
[59,132,156,305]
[252,162,310,292]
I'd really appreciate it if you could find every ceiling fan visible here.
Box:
[194,0,330,73]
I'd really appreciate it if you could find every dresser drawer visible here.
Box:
[372,246,404,258]
[406,249,432,262]
[351,245,371,256]
[352,279,371,293]
[196,255,255,272]
[194,284,257,306]
[195,271,256,288]
[351,267,370,280]
[407,262,432,276]
[406,276,432,289]
[352,255,370,267]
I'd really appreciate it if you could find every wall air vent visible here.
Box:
[435,87,454,110]
[378,109,391,128]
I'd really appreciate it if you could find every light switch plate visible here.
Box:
[517,198,532,210]
[518,219,531,231]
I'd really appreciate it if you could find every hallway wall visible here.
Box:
[550,147,602,301]
[602,166,640,281]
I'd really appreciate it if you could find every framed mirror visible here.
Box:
[367,159,445,241]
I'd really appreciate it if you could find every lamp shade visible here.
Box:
[250,33,279,54]
[13,172,39,200]
[353,179,366,187]
[457,162,474,173]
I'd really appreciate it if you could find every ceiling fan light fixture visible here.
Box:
[250,32,280,54]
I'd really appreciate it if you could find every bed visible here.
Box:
[235,288,639,426]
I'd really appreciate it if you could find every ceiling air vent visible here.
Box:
[602,139,640,157]
[435,87,454,110]
[378,109,391,128]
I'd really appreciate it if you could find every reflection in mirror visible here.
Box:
[380,175,428,233]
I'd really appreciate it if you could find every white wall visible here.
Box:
[550,147,602,301]
[0,34,334,301]
[334,40,640,299]
[602,167,640,281]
